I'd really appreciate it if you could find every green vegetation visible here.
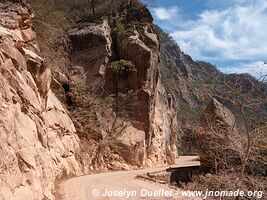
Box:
[109,60,134,75]
[112,18,135,39]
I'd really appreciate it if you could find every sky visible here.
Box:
[148,0,267,79]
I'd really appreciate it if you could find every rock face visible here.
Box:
[0,2,81,200]
[114,24,178,165]
[68,3,178,167]
[68,19,112,85]
[0,1,179,199]
[200,98,236,131]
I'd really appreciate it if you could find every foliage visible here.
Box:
[115,90,137,118]
[179,128,198,155]
[70,83,115,141]
[113,18,135,39]
[69,79,137,142]
[109,60,134,75]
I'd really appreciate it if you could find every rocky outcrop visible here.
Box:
[200,98,236,132]
[67,3,178,168]
[0,1,178,199]
[68,19,112,91]
[115,23,177,165]
[0,2,81,200]
[198,98,240,170]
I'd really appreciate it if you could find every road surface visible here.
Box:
[60,156,200,200]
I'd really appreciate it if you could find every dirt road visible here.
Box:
[60,156,200,200]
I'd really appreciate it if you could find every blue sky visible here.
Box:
[148,0,267,79]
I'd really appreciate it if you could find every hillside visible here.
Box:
[0,1,266,199]
[156,25,267,127]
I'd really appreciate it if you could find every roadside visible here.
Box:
[59,156,200,200]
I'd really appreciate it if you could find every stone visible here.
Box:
[0,2,81,200]
[200,98,236,131]
[68,19,112,90]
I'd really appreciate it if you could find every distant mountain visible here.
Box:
[156,25,267,127]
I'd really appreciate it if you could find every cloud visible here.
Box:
[219,61,267,79]
[170,1,267,63]
[152,7,178,20]
[206,0,259,9]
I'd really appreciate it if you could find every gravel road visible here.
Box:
[60,156,200,200]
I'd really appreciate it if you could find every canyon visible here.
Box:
[0,1,179,199]
[0,1,266,200]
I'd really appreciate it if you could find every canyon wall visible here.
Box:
[0,1,178,199]
[0,2,81,199]
[68,3,178,168]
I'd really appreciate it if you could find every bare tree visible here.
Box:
[196,64,267,180]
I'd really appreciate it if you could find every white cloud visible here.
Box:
[152,7,178,20]
[170,1,267,62]
[219,61,267,79]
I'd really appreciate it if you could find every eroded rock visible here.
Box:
[0,2,81,200]
[68,6,178,168]
[200,98,236,131]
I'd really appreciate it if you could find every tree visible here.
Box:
[197,67,267,180]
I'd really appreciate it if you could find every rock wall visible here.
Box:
[68,3,178,167]
[0,2,81,200]
[0,1,179,199]
[115,24,178,165]
[200,98,236,132]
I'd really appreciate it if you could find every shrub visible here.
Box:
[197,127,243,173]
[108,60,134,75]
[186,173,266,200]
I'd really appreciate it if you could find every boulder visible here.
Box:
[201,98,236,132]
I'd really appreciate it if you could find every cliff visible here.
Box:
[0,1,178,199]
[67,2,178,169]
[0,2,82,200]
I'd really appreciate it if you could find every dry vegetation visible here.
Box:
[189,72,267,199]
[156,25,267,196]
[30,0,150,28]
[30,0,266,196]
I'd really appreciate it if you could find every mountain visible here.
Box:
[0,1,266,199]
[156,25,267,127]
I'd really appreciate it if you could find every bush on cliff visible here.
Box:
[109,60,134,75]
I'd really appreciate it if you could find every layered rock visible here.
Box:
[0,2,81,200]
